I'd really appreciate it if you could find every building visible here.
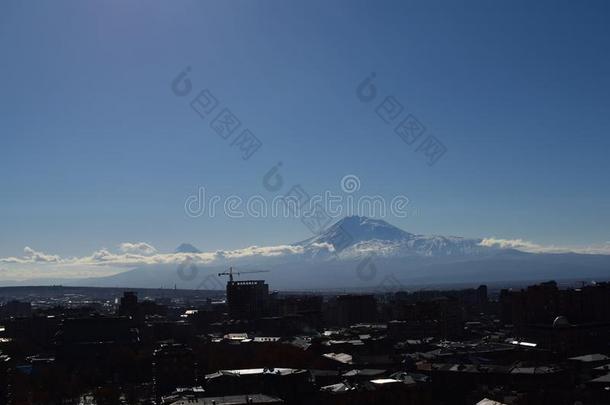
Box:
[500,281,610,326]
[327,295,378,327]
[205,368,311,404]
[227,280,269,320]
[500,281,610,352]
[0,354,10,405]
[387,297,464,339]
[154,343,197,401]
[0,300,32,319]
[55,316,141,385]
[168,394,284,405]
[118,291,139,317]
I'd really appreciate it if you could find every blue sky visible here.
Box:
[1,0,610,265]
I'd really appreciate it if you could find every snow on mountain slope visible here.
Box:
[299,216,487,259]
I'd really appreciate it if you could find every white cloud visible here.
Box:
[309,242,336,252]
[1,237,609,281]
[478,238,545,251]
[0,242,316,271]
[118,242,157,255]
[0,246,63,264]
[0,263,124,281]
[479,238,610,254]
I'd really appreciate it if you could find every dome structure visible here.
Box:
[552,315,570,328]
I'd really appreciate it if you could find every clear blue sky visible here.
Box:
[1,0,609,258]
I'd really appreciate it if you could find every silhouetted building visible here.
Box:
[327,295,377,327]
[317,376,431,405]
[0,300,31,319]
[500,281,610,353]
[204,368,312,404]
[387,296,464,339]
[154,343,196,400]
[271,295,323,317]
[118,291,139,317]
[4,315,60,353]
[227,280,269,320]
[0,354,10,405]
[476,285,488,306]
[167,393,284,405]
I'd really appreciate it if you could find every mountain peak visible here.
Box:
[333,215,413,240]
[299,216,414,251]
[175,243,201,253]
[336,215,397,228]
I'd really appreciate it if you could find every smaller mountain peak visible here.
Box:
[175,243,201,253]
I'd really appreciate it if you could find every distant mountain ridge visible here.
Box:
[299,216,488,258]
[5,216,610,290]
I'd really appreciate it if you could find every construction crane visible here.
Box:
[218,266,269,282]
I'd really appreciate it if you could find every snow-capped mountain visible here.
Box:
[12,216,610,290]
[301,215,415,247]
[299,216,488,259]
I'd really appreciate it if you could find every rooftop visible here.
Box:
[569,353,610,363]
[169,394,283,405]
